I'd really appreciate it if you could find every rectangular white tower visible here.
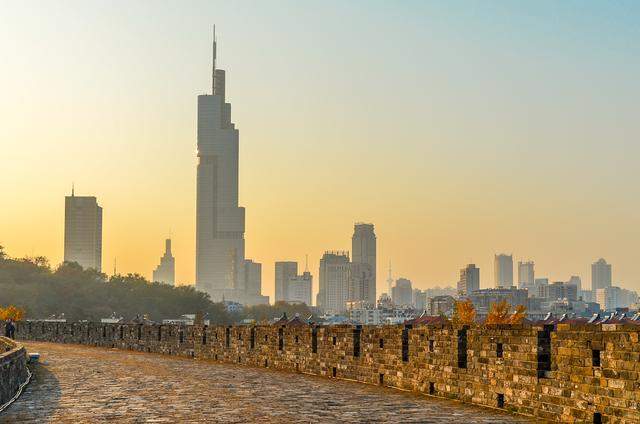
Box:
[196,30,246,302]
[64,190,102,271]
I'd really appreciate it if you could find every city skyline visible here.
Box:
[2,1,640,300]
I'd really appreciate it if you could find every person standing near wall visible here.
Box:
[4,319,15,339]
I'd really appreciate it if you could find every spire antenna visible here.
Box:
[305,254,309,273]
[71,182,74,196]
[212,25,217,95]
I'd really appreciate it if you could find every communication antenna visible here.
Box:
[211,25,217,95]
[305,254,309,272]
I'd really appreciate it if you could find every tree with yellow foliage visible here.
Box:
[508,304,527,324]
[453,299,476,325]
[485,300,527,325]
[485,300,510,324]
[0,305,25,321]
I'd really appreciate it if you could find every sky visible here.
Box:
[1,0,640,299]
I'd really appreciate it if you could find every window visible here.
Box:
[592,349,601,367]
[379,338,384,348]
[497,343,503,358]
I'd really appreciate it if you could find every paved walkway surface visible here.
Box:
[2,342,534,423]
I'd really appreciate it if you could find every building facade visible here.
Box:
[152,239,175,285]
[351,223,376,304]
[195,31,246,302]
[392,278,413,306]
[457,264,480,296]
[275,261,298,303]
[243,260,269,306]
[517,261,535,289]
[591,258,612,292]
[469,287,528,316]
[542,281,578,302]
[64,191,102,271]
[317,251,350,313]
[494,254,513,288]
[348,262,374,305]
[413,289,428,311]
[287,271,313,306]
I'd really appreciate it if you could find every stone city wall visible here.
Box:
[15,320,640,423]
[0,337,29,408]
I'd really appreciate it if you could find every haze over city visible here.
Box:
[2,0,640,301]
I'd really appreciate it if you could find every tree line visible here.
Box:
[0,245,311,324]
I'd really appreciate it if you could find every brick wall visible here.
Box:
[16,321,640,423]
[0,337,29,408]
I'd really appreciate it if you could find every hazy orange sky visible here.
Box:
[2,1,640,300]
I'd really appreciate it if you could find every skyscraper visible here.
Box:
[275,261,298,303]
[494,254,513,288]
[195,29,246,302]
[287,271,313,306]
[457,264,480,296]
[392,278,413,306]
[517,261,535,289]
[591,258,612,291]
[351,223,376,303]
[243,260,269,306]
[64,189,102,271]
[567,275,582,294]
[153,239,175,285]
[317,251,350,313]
[348,262,374,305]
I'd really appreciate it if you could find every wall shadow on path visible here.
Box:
[0,363,61,423]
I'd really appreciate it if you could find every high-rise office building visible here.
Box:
[317,251,350,313]
[64,189,102,271]
[195,30,246,302]
[517,261,535,289]
[287,271,313,306]
[153,239,175,285]
[591,258,612,291]
[457,264,480,296]
[392,278,413,306]
[348,262,374,305]
[542,281,578,302]
[275,261,298,303]
[351,223,376,303]
[494,254,513,288]
[243,259,269,306]
[532,278,549,298]
[413,289,428,311]
[567,275,582,294]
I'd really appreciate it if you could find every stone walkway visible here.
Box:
[1,342,534,423]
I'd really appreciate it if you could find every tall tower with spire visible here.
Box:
[195,28,246,302]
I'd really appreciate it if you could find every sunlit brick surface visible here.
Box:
[2,342,532,423]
